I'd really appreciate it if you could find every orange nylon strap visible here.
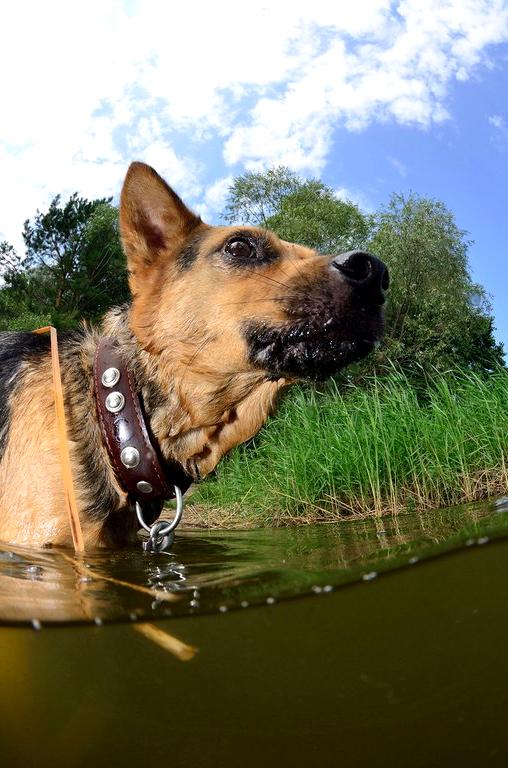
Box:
[33,326,85,552]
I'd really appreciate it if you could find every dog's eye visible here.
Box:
[225,238,255,260]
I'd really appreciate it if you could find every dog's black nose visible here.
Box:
[331,250,389,303]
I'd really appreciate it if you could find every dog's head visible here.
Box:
[119,162,388,384]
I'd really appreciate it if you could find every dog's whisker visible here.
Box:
[273,264,294,282]
[218,297,287,307]
[235,268,291,291]
[285,255,305,281]
[180,335,216,380]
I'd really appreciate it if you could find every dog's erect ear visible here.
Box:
[119,162,201,293]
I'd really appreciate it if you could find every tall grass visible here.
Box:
[194,369,508,525]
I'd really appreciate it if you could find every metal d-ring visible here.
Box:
[136,486,184,552]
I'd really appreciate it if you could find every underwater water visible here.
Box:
[1,498,508,766]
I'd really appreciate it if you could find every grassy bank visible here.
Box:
[191,369,508,527]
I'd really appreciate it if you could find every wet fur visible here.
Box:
[0,162,384,549]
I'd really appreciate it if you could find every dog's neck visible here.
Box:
[99,305,288,480]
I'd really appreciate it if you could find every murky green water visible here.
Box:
[2,498,508,766]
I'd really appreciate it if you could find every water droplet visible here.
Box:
[25,565,43,580]
[31,618,41,631]
[362,571,378,581]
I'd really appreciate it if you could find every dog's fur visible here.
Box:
[0,163,385,549]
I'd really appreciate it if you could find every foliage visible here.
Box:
[368,193,504,373]
[223,166,302,227]
[196,369,508,525]
[223,166,370,253]
[0,240,25,274]
[73,201,129,318]
[0,195,128,330]
[266,183,371,253]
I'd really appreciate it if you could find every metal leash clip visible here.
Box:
[136,486,184,553]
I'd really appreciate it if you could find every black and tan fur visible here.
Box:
[0,162,387,549]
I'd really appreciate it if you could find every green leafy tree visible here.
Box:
[71,201,129,319]
[0,195,129,330]
[266,183,371,253]
[369,193,504,373]
[223,167,371,253]
[0,241,44,331]
[0,240,25,274]
[223,166,301,227]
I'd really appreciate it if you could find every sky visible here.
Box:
[1,0,508,346]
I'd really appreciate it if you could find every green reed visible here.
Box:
[194,369,508,525]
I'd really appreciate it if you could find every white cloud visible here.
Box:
[193,176,234,223]
[388,157,408,177]
[334,187,375,214]
[224,0,508,170]
[488,113,508,148]
[489,114,507,132]
[489,115,504,129]
[1,0,507,249]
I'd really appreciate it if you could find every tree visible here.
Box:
[223,166,301,227]
[0,241,46,331]
[71,201,129,319]
[0,240,25,275]
[266,182,371,253]
[368,193,504,373]
[0,195,129,330]
[223,167,371,252]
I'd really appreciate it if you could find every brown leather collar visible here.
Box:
[93,338,191,521]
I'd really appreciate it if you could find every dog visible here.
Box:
[0,162,388,549]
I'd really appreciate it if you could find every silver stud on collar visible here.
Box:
[102,367,120,388]
[137,480,153,494]
[105,391,125,413]
[121,446,140,468]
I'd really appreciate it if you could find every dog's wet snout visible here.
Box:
[331,250,389,303]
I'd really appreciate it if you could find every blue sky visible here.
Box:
[1,0,508,346]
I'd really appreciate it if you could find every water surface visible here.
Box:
[1,496,508,625]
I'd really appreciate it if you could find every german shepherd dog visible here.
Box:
[0,163,388,550]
